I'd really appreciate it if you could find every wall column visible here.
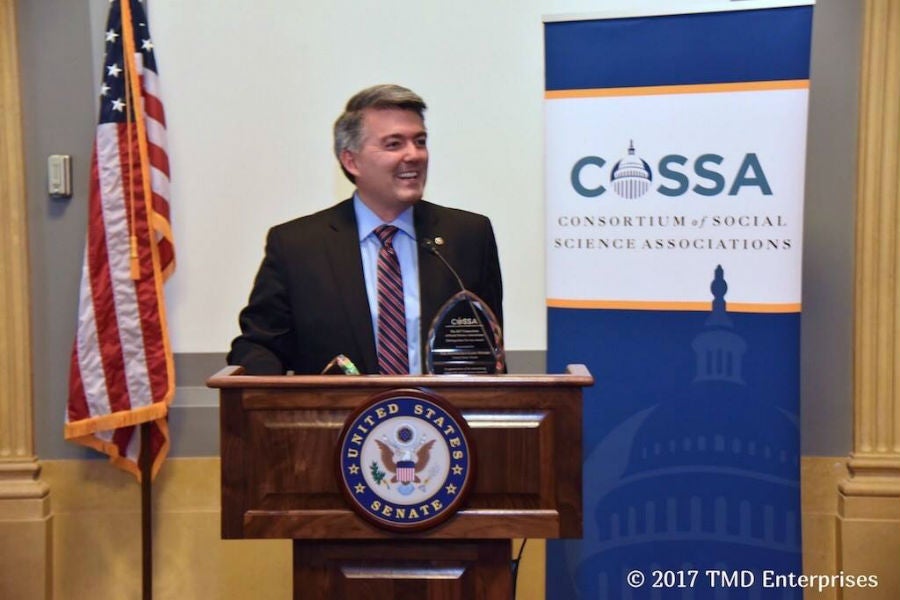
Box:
[839,0,900,597]
[0,1,51,598]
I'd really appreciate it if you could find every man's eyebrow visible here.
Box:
[379,131,427,141]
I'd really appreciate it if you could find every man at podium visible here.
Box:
[228,84,503,376]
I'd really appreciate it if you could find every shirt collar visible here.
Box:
[353,193,417,242]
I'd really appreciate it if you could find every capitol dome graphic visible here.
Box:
[557,266,801,599]
[611,141,653,199]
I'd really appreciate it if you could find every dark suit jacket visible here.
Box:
[227,198,503,375]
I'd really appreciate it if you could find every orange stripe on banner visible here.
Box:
[545,79,809,100]
[547,299,801,313]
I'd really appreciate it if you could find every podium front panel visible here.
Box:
[211,368,591,541]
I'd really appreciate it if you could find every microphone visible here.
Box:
[420,237,504,371]
[320,354,361,375]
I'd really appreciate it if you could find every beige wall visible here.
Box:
[43,459,292,600]
[4,455,859,600]
[29,456,835,600]
[40,458,548,600]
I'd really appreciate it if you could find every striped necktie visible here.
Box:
[374,225,409,374]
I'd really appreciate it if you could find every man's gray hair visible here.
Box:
[333,84,427,182]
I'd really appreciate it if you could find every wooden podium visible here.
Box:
[207,364,593,599]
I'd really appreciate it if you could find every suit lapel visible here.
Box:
[415,201,453,369]
[325,199,378,373]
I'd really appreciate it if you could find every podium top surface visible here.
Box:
[207,364,593,389]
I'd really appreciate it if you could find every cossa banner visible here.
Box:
[544,2,813,598]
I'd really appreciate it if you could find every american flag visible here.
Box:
[65,0,175,481]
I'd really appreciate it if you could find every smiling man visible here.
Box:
[228,84,503,375]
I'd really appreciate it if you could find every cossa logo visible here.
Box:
[336,389,474,532]
[610,141,653,199]
[571,141,773,199]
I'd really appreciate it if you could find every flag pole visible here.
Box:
[140,421,153,600]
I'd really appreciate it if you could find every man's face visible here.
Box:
[341,108,428,218]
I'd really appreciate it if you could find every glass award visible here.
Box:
[426,291,505,374]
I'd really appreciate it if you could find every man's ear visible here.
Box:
[339,149,360,178]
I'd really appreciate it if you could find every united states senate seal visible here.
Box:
[336,388,475,532]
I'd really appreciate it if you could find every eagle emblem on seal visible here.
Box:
[373,423,437,493]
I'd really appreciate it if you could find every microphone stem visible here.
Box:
[429,246,467,296]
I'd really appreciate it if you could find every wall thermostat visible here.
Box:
[48,154,72,198]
